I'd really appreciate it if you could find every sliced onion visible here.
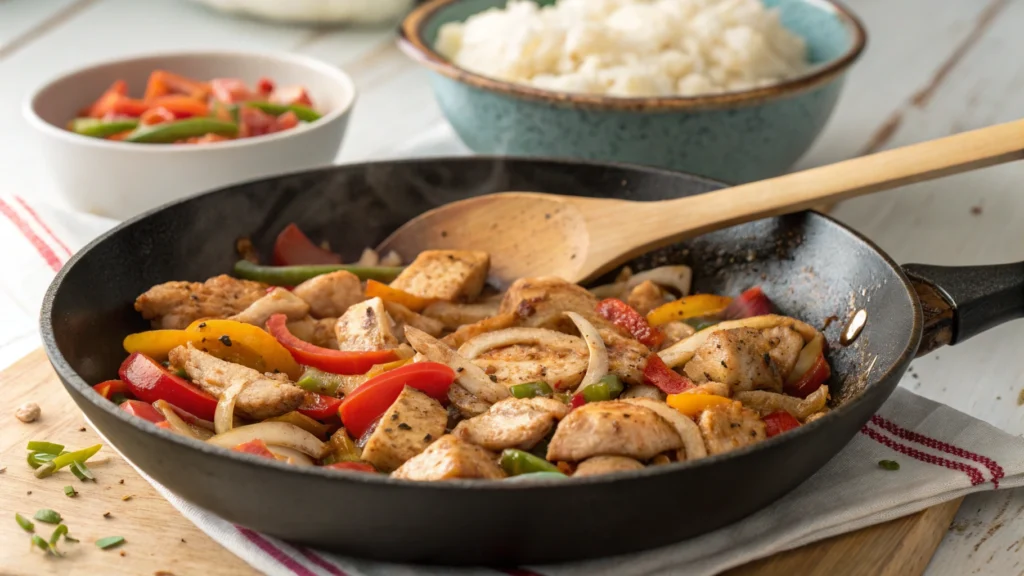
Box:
[404,325,508,404]
[356,248,380,266]
[786,332,826,385]
[564,312,608,392]
[457,327,585,359]
[208,422,328,458]
[735,384,829,421]
[380,250,403,267]
[621,398,707,461]
[265,445,315,466]
[658,314,819,368]
[153,400,213,441]
[214,379,252,435]
[590,265,694,299]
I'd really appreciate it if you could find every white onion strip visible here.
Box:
[265,445,315,466]
[735,385,828,421]
[404,325,508,404]
[564,312,608,392]
[153,400,213,441]
[658,314,819,368]
[621,398,707,461]
[208,422,328,458]
[457,327,585,359]
[590,265,694,298]
[214,379,252,435]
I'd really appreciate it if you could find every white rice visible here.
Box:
[436,0,810,98]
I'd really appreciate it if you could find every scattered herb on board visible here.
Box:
[34,509,62,524]
[96,536,125,550]
[878,460,900,471]
[15,513,34,533]
[121,494,134,502]
[103,512,111,519]
[31,535,57,555]
[55,524,79,543]
[64,486,78,497]
[71,460,95,481]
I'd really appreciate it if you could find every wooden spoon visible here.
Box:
[378,119,1024,287]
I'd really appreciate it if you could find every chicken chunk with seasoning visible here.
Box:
[453,397,569,451]
[292,270,364,319]
[384,301,445,338]
[391,435,506,481]
[626,280,666,317]
[468,340,588,390]
[361,386,448,472]
[683,327,783,392]
[390,250,490,302]
[286,316,340,349]
[698,401,767,455]
[135,275,267,329]
[547,401,682,462]
[574,455,645,477]
[169,344,304,420]
[230,287,309,327]
[762,326,804,380]
[335,297,399,351]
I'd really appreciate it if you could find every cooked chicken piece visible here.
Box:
[804,408,829,423]
[762,326,804,380]
[698,401,767,456]
[135,275,267,329]
[626,280,666,317]
[361,386,448,472]
[621,397,707,461]
[334,297,399,351]
[292,270,364,319]
[683,327,783,393]
[384,301,444,338]
[735,384,828,421]
[680,382,732,397]
[422,300,501,330]
[287,316,342,349]
[391,435,506,481]
[453,397,569,451]
[602,329,650,386]
[661,321,696,347]
[405,326,509,405]
[470,341,588,390]
[547,401,683,462]
[390,250,490,302]
[621,384,666,401]
[169,344,304,420]
[441,312,518,348]
[574,455,645,477]
[230,288,309,327]
[448,384,491,418]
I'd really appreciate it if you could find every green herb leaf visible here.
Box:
[64,485,78,497]
[95,536,125,550]
[33,509,62,524]
[27,441,65,454]
[70,460,95,481]
[878,459,900,471]
[31,535,55,555]
[49,524,68,546]
[15,512,34,533]
[33,461,56,479]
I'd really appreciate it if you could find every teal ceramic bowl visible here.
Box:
[400,0,866,183]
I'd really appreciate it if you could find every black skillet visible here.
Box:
[40,157,1024,565]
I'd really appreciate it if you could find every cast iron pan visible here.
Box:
[40,157,1024,565]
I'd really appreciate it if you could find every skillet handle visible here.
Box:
[903,262,1024,356]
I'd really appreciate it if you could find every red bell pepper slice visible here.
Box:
[118,352,218,421]
[147,95,210,118]
[118,399,167,424]
[339,362,456,437]
[722,286,775,319]
[267,314,397,374]
[323,461,376,473]
[784,355,831,399]
[569,392,586,410]
[298,392,343,421]
[272,223,342,266]
[85,80,127,117]
[642,354,695,394]
[596,298,664,348]
[763,410,801,437]
[233,439,276,459]
[93,379,130,399]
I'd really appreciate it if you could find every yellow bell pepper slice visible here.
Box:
[364,280,434,312]
[123,328,267,372]
[646,294,733,326]
[364,357,413,379]
[666,393,734,417]
[185,319,301,380]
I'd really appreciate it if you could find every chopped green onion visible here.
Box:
[71,460,95,482]
[27,451,59,469]
[95,536,125,549]
[27,441,64,454]
[63,486,78,497]
[509,381,554,399]
[49,524,68,546]
[36,444,102,478]
[33,462,56,479]
[31,535,55,555]
[15,512,34,533]
[33,509,62,524]
[878,460,900,471]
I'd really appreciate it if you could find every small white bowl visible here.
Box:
[25,51,356,219]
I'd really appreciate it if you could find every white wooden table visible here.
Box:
[0,0,1022,574]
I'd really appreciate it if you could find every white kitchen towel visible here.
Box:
[7,192,1024,576]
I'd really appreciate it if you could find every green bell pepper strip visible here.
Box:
[508,381,553,399]
[503,471,567,482]
[248,101,321,122]
[580,374,624,403]
[69,118,139,138]
[34,444,102,479]
[296,367,346,396]
[233,259,404,285]
[125,118,238,144]
[500,449,561,476]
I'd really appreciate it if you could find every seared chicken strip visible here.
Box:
[448,384,491,418]
[391,435,506,481]
[574,455,644,477]
[422,300,500,330]
[292,270,364,319]
[762,326,804,381]
[335,297,399,351]
[384,301,445,338]
[361,386,447,472]
[390,250,490,301]
[453,397,569,451]
[547,401,682,462]
[626,280,666,317]
[230,288,309,327]
[169,344,304,420]
[441,312,517,348]
[135,275,267,329]
[698,401,767,455]
[683,327,783,393]
[660,321,696,347]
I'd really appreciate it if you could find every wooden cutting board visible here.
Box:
[0,350,962,576]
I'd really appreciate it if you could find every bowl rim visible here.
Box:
[399,0,868,112]
[22,49,357,152]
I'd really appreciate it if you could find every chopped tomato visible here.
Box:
[238,105,278,137]
[722,286,774,319]
[140,106,176,126]
[118,352,218,421]
[642,354,695,394]
[233,439,276,459]
[273,223,342,266]
[118,399,167,424]
[298,392,344,421]
[256,77,275,95]
[323,461,376,473]
[210,78,253,103]
[275,110,299,131]
[339,362,456,437]
[365,279,433,312]
[148,95,209,118]
[85,80,127,117]
[93,379,130,399]
[763,410,801,437]
[596,298,664,348]
[266,314,397,374]
[271,85,313,106]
